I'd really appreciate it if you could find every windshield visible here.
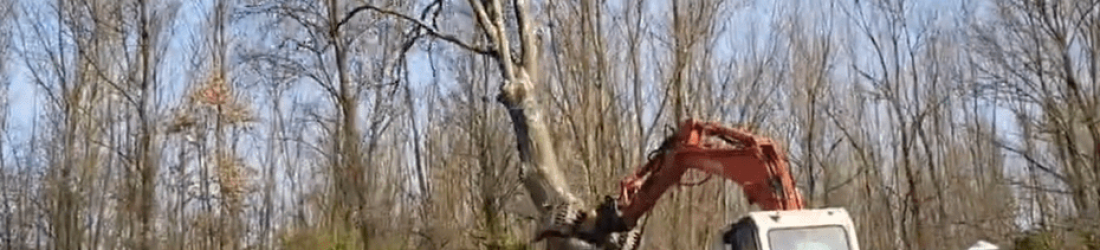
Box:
[767,225,850,250]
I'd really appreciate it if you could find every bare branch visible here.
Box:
[993,139,1069,183]
[513,0,536,73]
[1007,180,1073,195]
[339,5,495,56]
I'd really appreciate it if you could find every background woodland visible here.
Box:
[0,0,1098,249]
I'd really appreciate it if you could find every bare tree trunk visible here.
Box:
[46,0,84,248]
[466,0,580,212]
[325,0,373,247]
[0,1,9,245]
[136,0,159,248]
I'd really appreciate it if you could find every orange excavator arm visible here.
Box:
[617,119,804,225]
[535,119,804,248]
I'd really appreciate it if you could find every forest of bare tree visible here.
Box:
[0,0,1097,249]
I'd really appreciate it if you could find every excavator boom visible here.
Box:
[616,119,803,227]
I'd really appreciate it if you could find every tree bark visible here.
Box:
[136,0,158,249]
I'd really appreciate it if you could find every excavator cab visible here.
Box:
[711,208,860,250]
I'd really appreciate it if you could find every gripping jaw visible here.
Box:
[534,197,641,250]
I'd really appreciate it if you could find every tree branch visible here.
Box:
[993,140,1069,183]
[1007,180,1073,195]
[514,0,537,74]
[339,5,495,56]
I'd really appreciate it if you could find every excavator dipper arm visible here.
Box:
[535,119,804,248]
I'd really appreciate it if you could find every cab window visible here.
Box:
[767,225,850,250]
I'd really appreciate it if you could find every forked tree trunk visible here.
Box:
[467,0,587,248]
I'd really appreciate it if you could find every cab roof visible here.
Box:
[745,207,856,230]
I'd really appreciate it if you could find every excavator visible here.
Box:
[534,119,861,250]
